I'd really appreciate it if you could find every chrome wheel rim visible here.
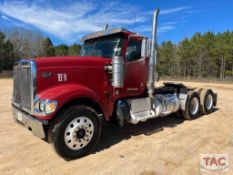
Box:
[64,116,94,150]
[190,97,199,115]
[206,94,213,110]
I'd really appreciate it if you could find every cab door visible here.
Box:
[124,38,147,95]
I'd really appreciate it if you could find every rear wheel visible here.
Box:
[182,92,200,120]
[53,105,101,159]
[200,89,215,114]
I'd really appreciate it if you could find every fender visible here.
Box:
[36,83,107,120]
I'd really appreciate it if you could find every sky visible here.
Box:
[0,0,233,45]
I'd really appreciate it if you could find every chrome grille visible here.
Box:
[13,65,21,103]
[12,60,36,113]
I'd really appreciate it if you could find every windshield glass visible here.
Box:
[80,36,123,58]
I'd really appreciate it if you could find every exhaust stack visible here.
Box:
[148,9,160,99]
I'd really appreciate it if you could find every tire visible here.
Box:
[53,105,101,159]
[182,92,200,120]
[200,89,215,114]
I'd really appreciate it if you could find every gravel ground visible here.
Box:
[0,79,232,175]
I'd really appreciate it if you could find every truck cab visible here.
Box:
[12,9,217,159]
[81,28,148,95]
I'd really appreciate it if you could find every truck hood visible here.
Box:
[34,56,112,95]
[35,56,111,68]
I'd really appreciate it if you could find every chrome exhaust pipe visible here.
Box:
[148,9,160,99]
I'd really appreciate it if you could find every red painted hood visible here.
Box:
[32,56,113,120]
[35,56,111,68]
[34,56,112,95]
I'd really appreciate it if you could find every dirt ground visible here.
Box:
[0,79,232,175]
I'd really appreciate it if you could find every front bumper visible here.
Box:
[12,105,47,139]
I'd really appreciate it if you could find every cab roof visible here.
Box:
[80,28,136,42]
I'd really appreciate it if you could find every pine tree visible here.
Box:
[0,32,17,72]
[68,43,82,56]
[43,37,55,56]
[55,44,69,56]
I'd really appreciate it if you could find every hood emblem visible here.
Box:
[42,72,52,79]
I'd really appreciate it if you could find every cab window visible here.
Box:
[80,35,123,59]
[126,40,142,62]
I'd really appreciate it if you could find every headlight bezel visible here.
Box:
[34,96,58,116]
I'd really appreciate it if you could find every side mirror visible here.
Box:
[141,38,151,58]
[112,56,124,88]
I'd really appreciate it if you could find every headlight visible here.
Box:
[34,97,58,116]
[39,100,58,114]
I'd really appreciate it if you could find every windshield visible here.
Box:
[80,36,123,58]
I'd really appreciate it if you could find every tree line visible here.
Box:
[157,31,233,80]
[0,28,232,80]
[0,28,81,73]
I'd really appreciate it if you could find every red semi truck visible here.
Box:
[12,9,217,159]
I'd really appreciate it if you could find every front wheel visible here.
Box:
[53,105,101,159]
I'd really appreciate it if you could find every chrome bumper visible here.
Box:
[12,105,47,139]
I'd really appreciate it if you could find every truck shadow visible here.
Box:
[93,115,184,154]
[94,108,219,154]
